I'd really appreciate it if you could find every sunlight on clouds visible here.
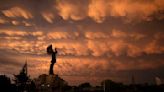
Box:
[0,41,46,54]
[52,41,89,56]
[112,29,145,40]
[48,31,71,39]
[2,7,33,19]
[85,31,109,39]
[144,40,164,54]
[22,21,33,26]
[0,37,22,40]
[0,28,163,57]
[0,26,163,59]
[0,18,8,24]
[127,44,142,57]
[0,30,27,36]
[47,31,79,39]
[55,0,164,23]
[110,40,126,56]
[111,29,126,38]
[0,30,44,37]
[110,0,157,21]
[11,20,20,25]
[31,31,44,36]
[41,11,55,23]
[88,39,110,56]
[0,0,163,85]
[10,20,34,26]
[56,0,87,20]
[88,0,107,23]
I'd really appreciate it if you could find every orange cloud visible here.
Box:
[55,0,164,23]
[111,29,127,38]
[22,21,34,26]
[41,11,55,23]
[11,20,20,25]
[0,18,8,24]
[55,0,87,20]
[88,0,108,23]
[2,7,33,19]
[87,39,110,56]
[0,29,27,36]
[85,31,109,39]
[0,0,163,85]
[47,31,79,39]
[51,41,89,56]
[144,40,164,54]
[127,44,142,57]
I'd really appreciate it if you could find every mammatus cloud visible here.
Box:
[0,18,8,24]
[41,11,55,23]
[55,0,164,23]
[0,27,163,58]
[0,0,164,85]
[0,0,163,24]
[1,25,164,54]
[47,31,79,40]
[2,6,33,19]
[55,0,87,21]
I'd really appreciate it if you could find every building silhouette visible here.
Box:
[34,74,69,92]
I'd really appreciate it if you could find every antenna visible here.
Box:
[25,57,28,75]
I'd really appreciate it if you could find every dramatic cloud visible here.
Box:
[41,11,55,23]
[2,6,33,19]
[0,0,164,85]
[55,0,164,23]
[55,0,88,21]
[0,18,8,24]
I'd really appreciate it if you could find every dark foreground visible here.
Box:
[0,74,163,92]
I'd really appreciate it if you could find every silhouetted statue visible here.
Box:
[47,44,58,75]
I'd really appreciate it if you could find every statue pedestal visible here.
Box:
[34,74,68,92]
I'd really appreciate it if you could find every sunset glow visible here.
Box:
[0,0,164,85]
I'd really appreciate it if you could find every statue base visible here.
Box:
[34,74,68,92]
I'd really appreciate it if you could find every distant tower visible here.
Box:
[22,61,28,75]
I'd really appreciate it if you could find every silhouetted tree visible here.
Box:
[0,75,12,92]
[79,82,91,88]
[14,62,36,92]
[78,82,92,92]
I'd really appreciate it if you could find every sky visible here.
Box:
[0,0,164,86]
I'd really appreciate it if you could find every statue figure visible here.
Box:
[47,45,58,75]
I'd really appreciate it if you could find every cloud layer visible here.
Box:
[0,0,164,85]
[56,0,164,23]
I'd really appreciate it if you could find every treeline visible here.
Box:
[0,75,163,92]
